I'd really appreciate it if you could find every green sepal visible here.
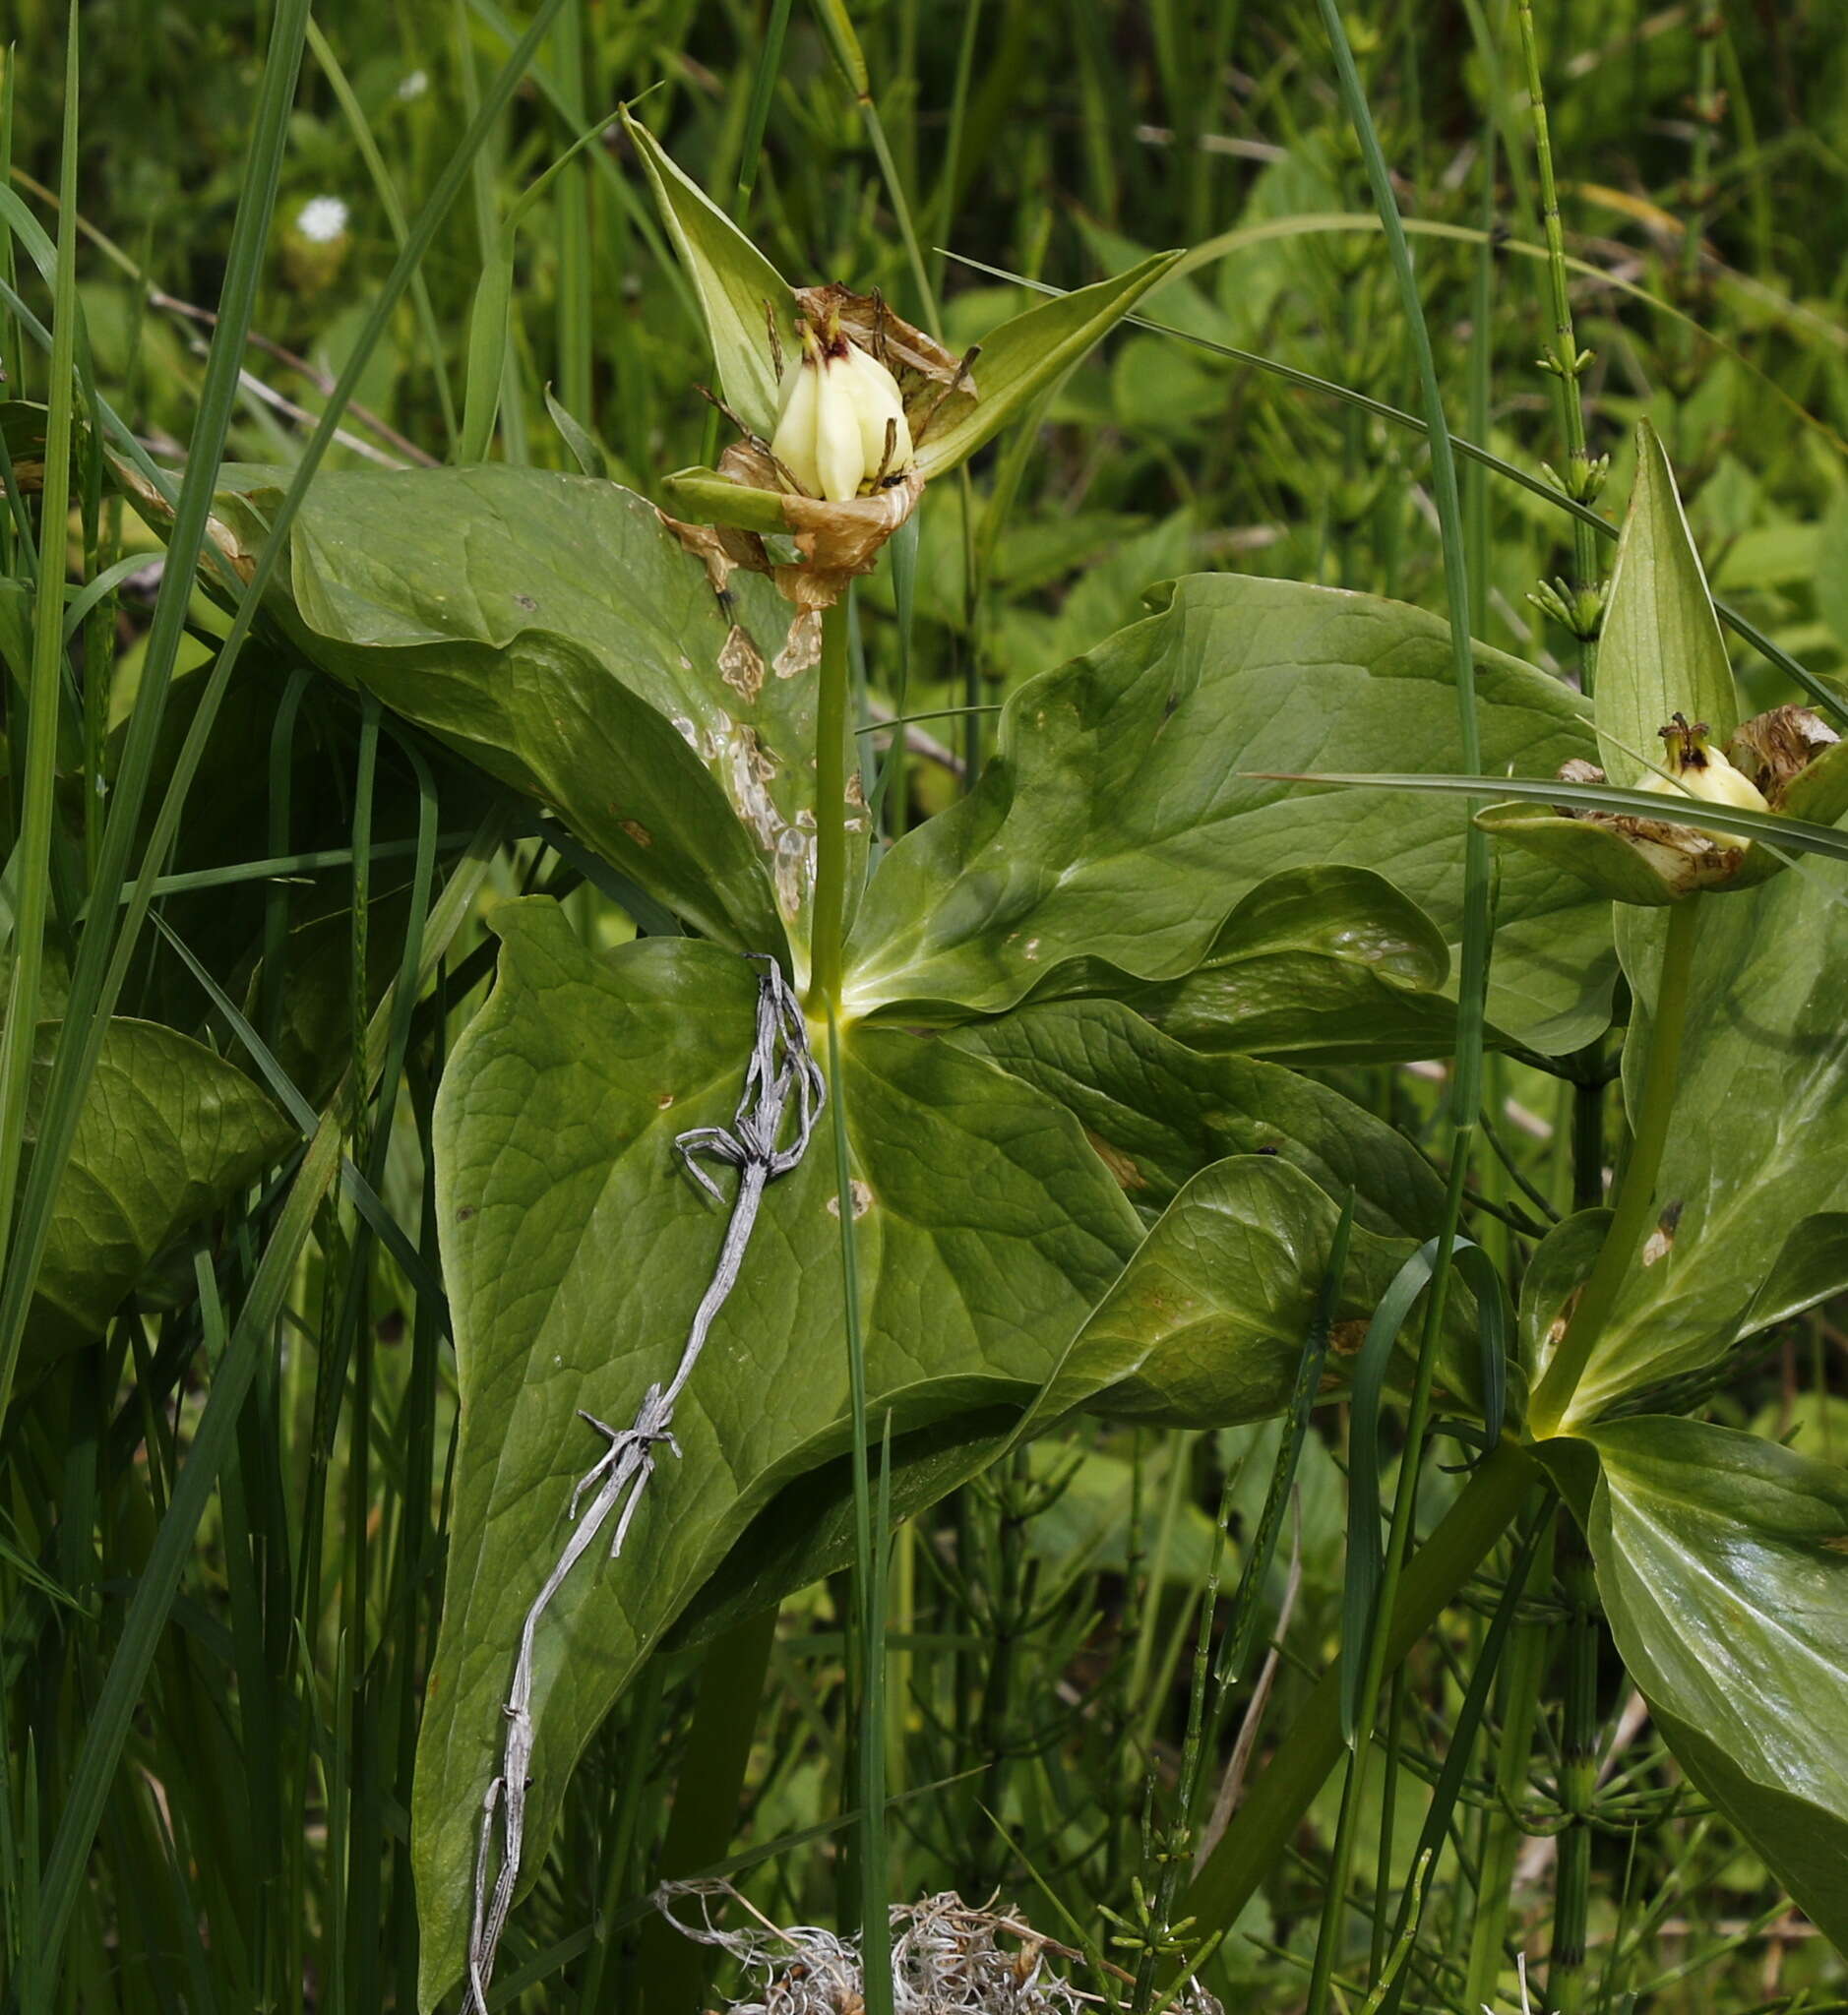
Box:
[1596,419,1739,785]
[621,110,796,438]
[1475,800,1685,905]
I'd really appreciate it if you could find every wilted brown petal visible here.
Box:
[1728,703,1840,806]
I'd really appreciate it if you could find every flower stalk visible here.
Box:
[1527,894,1703,1436]
[810,598,854,1012]
[1516,0,1608,671]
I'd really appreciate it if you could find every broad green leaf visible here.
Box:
[411,899,1141,2003]
[950,864,1454,1056]
[841,574,1615,1056]
[912,252,1186,479]
[1101,867,1482,1065]
[1569,870,1848,1420]
[1570,1417,1848,1946]
[219,464,854,965]
[26,1019,292,1362]
[1596,421,1738,786]
[1024,1156,1484,1433]
[621,112,795,438]
[949,994,1445,1235]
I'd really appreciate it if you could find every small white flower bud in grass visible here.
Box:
[770,322,912,503]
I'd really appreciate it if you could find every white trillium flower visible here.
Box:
[770,326,912,504]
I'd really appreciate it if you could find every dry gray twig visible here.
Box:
[462,955,824,2013]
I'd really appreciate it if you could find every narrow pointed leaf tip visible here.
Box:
[911,250,1185,478]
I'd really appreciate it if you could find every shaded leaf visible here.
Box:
[1106,867,1480,1065]
[1570,1417,1848,1947]
[841,575,1615,1056]
[1024,1156,1484,1433]
[1518,1207,1609,1383]
[220,465,853,964]
[949,994,1445,1234]
[27,1019,293,1361]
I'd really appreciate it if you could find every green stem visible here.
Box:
[1181,1439,1537,1953]
[1550,1510,1598,2015]
[1462,1512,1556,2012]
[826,1008,892,2015]
[1681,0,1722,297]
[810,599,852,1011]
[0,0,79,1328]
[1305,1152,1473,2015]
[1528,898,1701,1435]
[1516,0,1604,688]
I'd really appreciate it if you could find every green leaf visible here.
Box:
[842,574,1615,1056]
[1023,1156,1485,1434]
[1596,421,1738,786]
[948,994,1445,1235]
[456,246,513,464]
[1102,867,1485,1065]
[913,251,1185,479]
[228,464,853,964]
[1570,1416,1848,1947]
[25,1018,292,1362]
[621,111,794,439]
[1571,871,1848,1418]
[411,899,1141,2003]
[1517,1207,1609,1382]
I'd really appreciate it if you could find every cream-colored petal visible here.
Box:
[770,363,822,497]
[842,343,912,475]
[813,360,865,502]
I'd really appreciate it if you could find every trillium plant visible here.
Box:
[97,118,1848,2015]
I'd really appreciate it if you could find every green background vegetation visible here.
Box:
[4,1,1848,2010]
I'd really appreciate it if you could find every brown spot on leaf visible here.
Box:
[1083,1130,1147,1191]
[1330,1318,1368,1357]
[773,606,824,679]
[1545,1284,1586,1354]
[514,592,538,613]
[1641,1199,1684,1268]
[827,1180,875,1220]
[719,623,766,702]
[619,819,652,849]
